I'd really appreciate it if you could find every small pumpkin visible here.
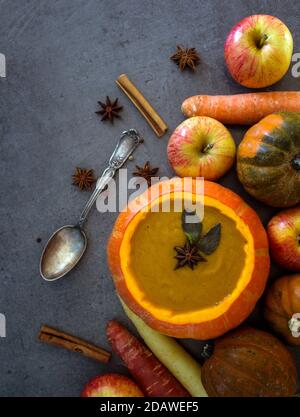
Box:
[237,112,300,208]
[107,178,270,340]
[264,274,300,346]
[201,326,297,397]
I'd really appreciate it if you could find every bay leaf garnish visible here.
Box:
[174,211,222,271]
[181,209,202,245]
[198,223,221,255]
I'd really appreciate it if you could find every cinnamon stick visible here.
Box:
[38,325,110,363]
[116,74,168,138]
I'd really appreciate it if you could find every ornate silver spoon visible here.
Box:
[40,129,142,282]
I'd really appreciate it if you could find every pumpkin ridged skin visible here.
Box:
[201,327,297,397]
[264,274,300,346]
[107,179,270,340]
[237,112,300,208]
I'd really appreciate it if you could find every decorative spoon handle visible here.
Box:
[78,129,142,227]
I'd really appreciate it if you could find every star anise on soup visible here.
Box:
[72,168,96,190]
[95,96,123,123]
[170,45,200,71]
[132,161,159,187]
[174,240,206,270]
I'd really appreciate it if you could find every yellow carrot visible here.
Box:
[182,92,300,125]
[121,299,208,397]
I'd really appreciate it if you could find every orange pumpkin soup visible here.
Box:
[120,196,249,316]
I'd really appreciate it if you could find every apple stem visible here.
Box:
[202,143,214,154]
[258,34,268,49]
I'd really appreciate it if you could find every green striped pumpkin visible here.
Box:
[237,112,300,207]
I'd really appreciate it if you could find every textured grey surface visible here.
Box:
[0,0,299,397]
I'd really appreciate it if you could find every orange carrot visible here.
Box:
[181,92,300,125]
[106,320,190,397]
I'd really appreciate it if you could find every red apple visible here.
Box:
[167,116,236,180]
[267,206,300,271]
[81,373,144,397]
[225,14,293,88]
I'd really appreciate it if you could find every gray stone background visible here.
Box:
[0,0,299,397]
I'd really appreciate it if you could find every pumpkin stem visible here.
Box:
[288,314,300,337]
[291,154,300,171]
[200,341,214,360]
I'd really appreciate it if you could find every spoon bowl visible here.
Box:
[40,225,86,281]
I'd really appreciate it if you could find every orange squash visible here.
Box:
[201,326,297,397]
[107,179,270,339]
[264,274,300,346]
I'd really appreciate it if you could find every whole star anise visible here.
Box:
[170,45,200,71]
[95,96,123,123]
[132,161,159,187]
[174,240,206,270]
[72,168,96,190]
